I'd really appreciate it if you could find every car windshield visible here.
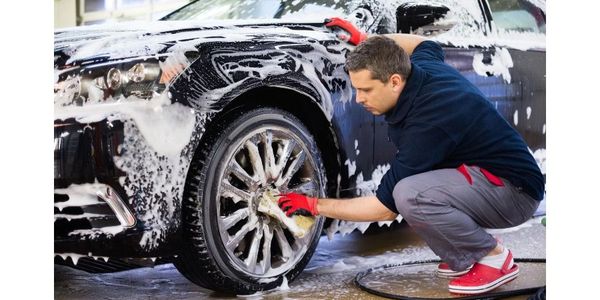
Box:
[161,0,353,21]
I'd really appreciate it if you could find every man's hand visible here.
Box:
[278,192,319,217]
[325,17,367,46]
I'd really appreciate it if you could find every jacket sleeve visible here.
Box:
[375,122,456,214]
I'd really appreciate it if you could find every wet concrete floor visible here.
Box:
[55,217,545,299]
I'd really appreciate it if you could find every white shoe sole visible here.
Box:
[436,266,472,278]
[448,268,519,294]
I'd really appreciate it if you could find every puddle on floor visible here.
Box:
[55,218,546,299]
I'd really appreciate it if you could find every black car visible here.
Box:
[54,0,545,294]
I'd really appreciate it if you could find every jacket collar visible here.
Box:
[384,63,425,124]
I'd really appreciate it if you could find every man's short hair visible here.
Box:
[346,35,411,82]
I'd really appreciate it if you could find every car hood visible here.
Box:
[54,19,332,68]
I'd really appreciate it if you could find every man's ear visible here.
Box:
[390,74,404,92]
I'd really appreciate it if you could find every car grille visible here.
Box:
[54,119,124,183]
[54,120,133,237]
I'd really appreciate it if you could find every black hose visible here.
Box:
[527,286,546,300]
[355,258,546,300]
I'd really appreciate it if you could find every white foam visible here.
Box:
[532,148,546,175]
[344,159,357,177]
[278,276,290,291]
[305,247,437,275]
[485,216,544,234]
[472,47,514,84]
[55,253,88,265]
[69,225,125,237]
[55,92,196,159]
[54,213,106,221]
[54,182,106,211]
[90,254,110,262]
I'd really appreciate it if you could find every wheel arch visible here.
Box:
[201,85,342,199]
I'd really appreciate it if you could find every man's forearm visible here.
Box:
[316,196,398,222]
[382,33,427,55]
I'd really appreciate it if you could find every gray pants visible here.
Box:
[393,165,539,271]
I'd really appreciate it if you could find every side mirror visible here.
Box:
[347,6,375,32]
[396,3,455,36]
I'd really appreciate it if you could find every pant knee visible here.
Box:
[393,178,419,217]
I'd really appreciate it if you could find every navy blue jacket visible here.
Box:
[375,41,544,214]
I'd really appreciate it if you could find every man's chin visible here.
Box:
[363,107,381,115]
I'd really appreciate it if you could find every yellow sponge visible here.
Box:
[258,189,316,238]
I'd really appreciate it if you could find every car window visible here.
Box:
[279,4,343,19]
[162,0,280,20]
[488,0,545,33]
[162,0,350,21]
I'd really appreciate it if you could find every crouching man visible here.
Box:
[278,18,544,295]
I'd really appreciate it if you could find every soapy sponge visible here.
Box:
[257,189,316,238]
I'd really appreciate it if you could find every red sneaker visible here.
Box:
[436,263,472,278]
[448,251,519,295]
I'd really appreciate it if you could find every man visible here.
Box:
[278,18,544,295]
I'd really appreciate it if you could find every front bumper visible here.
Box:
[54,119,178,257]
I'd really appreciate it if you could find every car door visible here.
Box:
[332,1,390,198]
[483,0,546,153]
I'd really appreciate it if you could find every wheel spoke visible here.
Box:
[261,131,277,181]
[221,208,250,230]
[221,179,252,203]
[260,224,273,273]
[226,222,252,251]
[227,159,256,190]
[274,225,293,262]
[244,227,263,272]
[292,232,309,249]
[245,140,267,185]
[275,150,306,188]
[275,139,296,179]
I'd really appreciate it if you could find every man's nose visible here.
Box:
[356,92,365,104]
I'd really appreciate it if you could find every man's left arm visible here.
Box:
[382,33,427,55]
[317,196,398,221]
[278,193,397,222]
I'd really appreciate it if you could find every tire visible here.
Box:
[174,107,326,294]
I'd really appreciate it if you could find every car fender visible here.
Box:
[169,38,356,198]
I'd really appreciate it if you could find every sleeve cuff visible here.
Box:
[376,186,399,214]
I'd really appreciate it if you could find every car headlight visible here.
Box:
[55,59,172,107]
[86,61,164,102]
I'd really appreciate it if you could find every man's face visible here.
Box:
[349,69,404,115]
